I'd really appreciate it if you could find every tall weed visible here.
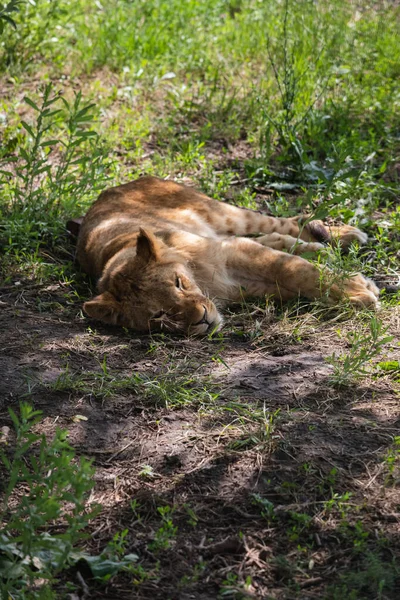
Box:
[0,83,111,252]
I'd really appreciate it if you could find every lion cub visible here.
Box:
[76,176,379,335]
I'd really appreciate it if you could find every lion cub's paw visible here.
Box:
[330,225,369,249]
[343,274,380,308]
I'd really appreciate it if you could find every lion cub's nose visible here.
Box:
[194,306,209,326]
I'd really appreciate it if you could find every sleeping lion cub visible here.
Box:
[76,176,379,335]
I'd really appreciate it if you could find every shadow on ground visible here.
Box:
[1,287,399,599]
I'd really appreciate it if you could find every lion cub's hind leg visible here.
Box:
[305,219,368,250]
[327,224,369,249]
[256,232,325,255]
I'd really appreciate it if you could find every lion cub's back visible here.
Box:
[76,176,217,277]
[76,183,150,276]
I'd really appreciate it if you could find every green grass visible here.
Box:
[1,0,399,267]
[51,355,220,409]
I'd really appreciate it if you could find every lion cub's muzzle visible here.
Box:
[187,301,222,336]
[194,306,210,327]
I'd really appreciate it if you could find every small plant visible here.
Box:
[339,520,369,553]
[222,401,281,451]
[383,436,400,486]
[183,503,199,528]
[218,572,253,599]
[286,511,313,544]
[251,494,275,521]
[130,499,143,523]
[316,467,339,495]
[148,505,178,552]
[138,464,155,479]
[323,491,352,519]
[326,317,394,387]
[82,528,141,583]
[0,403,143,596]
[179,559,206,587]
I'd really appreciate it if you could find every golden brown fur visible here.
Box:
[76,176,379,335]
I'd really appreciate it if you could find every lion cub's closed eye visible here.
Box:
[76,176,379,335]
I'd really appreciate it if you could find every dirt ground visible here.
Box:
[1,269,400,599]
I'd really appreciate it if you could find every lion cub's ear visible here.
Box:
[136,228,160,263]
[83,292,121,325]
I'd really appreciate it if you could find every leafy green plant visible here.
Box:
[0,403,99,598]
[179,559,206,587]
[138,464,155,479]
[83,529,139,583]
[256,0,339,179]
[0,403,143,597]
[0,0,70,69]
[183,504,199,528]
[0,0,22,34]
[286,511,313,544]
[326,317,394,387]
[0,83,111,252]
[322,491,353,519]
[339,520,369,553]
[221,401,281,451]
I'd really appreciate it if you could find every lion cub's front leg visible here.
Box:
[253,221,369,255]
[256,232,325,255]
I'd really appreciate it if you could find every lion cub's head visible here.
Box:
[83,229,222,336]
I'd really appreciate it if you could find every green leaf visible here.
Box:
[75,104,96,119]
[21,120,35,138]
[80,553,139,579]
[24,97,40,112]
[380,336,394,345]
[43,109,62,119]
[60,97,70,109]
[40,140,59,147]
[1,14,16,28]
[8,408,20,430]
[0,449,11,468]
[0,556,26,579]
[19,147,30,163]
